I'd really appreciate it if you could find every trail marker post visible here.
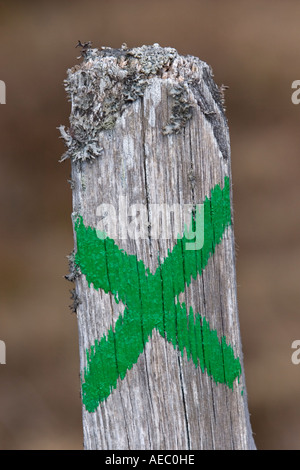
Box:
[60,44,255,450]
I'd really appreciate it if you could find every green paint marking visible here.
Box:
[75,176,241,412]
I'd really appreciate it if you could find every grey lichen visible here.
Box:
[69,288,81,314]
[162,83,194,135]
[127,43,177,75]
[59,43,227,162]
[65,250,80,283]
[67,177,75,189]
[60,44,179,162]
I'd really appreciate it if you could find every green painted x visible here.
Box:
[75,176,241,413]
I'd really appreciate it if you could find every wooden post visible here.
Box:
[60,43,255,450]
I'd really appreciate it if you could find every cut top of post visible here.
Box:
[59,43,229,163]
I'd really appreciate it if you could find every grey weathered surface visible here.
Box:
[60,43,256,450]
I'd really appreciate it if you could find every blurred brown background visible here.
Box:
[0,0,300,449]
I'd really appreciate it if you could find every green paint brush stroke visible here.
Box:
[75,176,241,412]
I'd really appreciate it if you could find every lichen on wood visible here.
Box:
[59,43,227,162]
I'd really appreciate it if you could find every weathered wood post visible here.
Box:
[60,43,255,450]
